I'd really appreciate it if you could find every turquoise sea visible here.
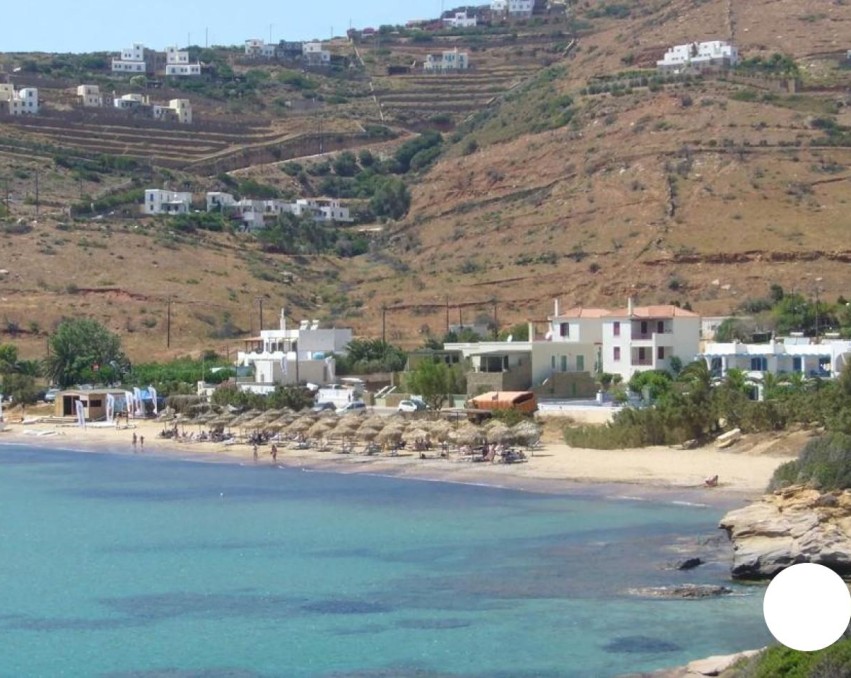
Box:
[0,443,772,677]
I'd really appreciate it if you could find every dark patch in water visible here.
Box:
[104,592,301,622]
[301,599,390,615]
[102,670,265,678]
[313,547,377,559]
[3,615,144,631]
[329,623,389,636]
[396,618,472,630]
[603,635,681,654]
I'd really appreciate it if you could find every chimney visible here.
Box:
[554,298,560,317]
[528,321,535,342]
[627,297,634,316]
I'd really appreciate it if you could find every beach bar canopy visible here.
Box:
[55,389,127,421]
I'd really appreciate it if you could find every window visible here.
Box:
[750,356,767,371]
[576,355,584,371]
[613,321,620,337]
[657,320,664,333]
[560,322,569,337]
[792,356,802,372]
[638,347,646,362]
[640,321,648,335]
[614,347,621,361]
[657,347,665,360]
[560,356,567,372]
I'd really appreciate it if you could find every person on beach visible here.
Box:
[132,432,137,450]
[140,436,144,451]
[253,444,258,463]
[270,444,278,463]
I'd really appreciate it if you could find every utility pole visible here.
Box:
[166,297,172,348]
[34,169,39,217]
[257,297,264,331]
[814,277,823,342]
[381,304,387,345]
[445,296,450,334]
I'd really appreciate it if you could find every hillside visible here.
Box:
[1,0,850,362]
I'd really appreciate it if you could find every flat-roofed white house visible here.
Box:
[491,0,534,17]
[206,192,237,212]
[112,43,147,73]
[292,198,352,223]
[236,310,353,392]
[424,49,469,72]
[303,42,331,67]
[244,39,277,58]
[657,40,739,72]
[114,92,149,109]
[444,11,478,28]
[164,47,201,76]
[700,338,851,382]
[77,84,103,107]
[142,189,192,215]
[601,301,701,380]
[0,85,39,115]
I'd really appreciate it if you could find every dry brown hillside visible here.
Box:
[1,0,850,361]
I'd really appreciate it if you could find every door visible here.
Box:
[576,355,585,372]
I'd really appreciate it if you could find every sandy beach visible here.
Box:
[0,413,803,501]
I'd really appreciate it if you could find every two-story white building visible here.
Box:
[245,39,278,58]
[236,310,353,392]
[142,189,192,215]
[303,42,331,67]
[491,0,535,17]
[114,93,149,110]
[165,47,201,76]
[112,43,147,73]
[600,301,701,380]
[443,11,478,28]
[424,49,469,72]
[657,40,739,72]
[76,84,103,107]
[0,85,39,115]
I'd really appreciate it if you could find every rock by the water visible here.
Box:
[675,557,703,570]
[627,584,733,599]
[719,486,851,579]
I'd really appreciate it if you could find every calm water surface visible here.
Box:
[0,444,772,677]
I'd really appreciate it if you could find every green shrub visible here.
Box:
[768,432,851,491]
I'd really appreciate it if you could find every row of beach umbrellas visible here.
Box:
[162,407,542,447]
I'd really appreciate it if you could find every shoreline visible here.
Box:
[0,417,799,507]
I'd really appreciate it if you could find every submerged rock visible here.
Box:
[674,557,703,570]
[627,584,733,599]
[719,486,851,579]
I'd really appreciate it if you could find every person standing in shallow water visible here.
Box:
[270,444,277,464]
[132,432,137,451]
[140,436,144,451]
[253,444,258,463]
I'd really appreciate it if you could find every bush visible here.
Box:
[768,432,851,492]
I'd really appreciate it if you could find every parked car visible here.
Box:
[397,399,426,413]
[43,388,61,403]
[311,401,337,413]
[336,401,367,414]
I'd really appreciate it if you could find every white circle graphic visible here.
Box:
[763,563,851,652]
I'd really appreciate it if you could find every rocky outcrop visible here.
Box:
[719,485,851,579]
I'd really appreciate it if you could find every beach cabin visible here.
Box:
[55,389,126,420]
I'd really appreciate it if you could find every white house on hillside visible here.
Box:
[444,11,477,28]
[424,49,469,72]
[165,47,201,76]
[236,310,353,392]
[245,39,278,58]
[142,189,192,215]
[0,85,39,115]
[491,0,534,17]
[657,40,739,72]
[77,84,103,107]
[114,93,149,109]
[292,198,352,222]
[112,43,147,73]
[303,42,331,66]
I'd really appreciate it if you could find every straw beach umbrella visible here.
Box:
[307,419,335,440]
[402,427,431,443]
[484,421,514,444]
[450,422,484,447]
[512,420,542,448]
[377,423,404,446]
